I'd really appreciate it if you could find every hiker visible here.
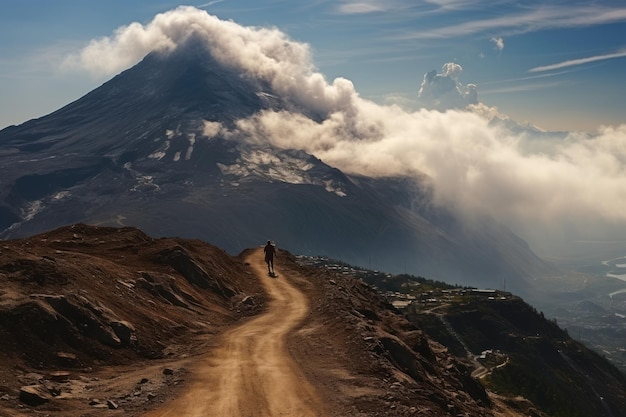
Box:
[264,240,276,274]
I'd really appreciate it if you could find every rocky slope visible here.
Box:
[406,292,626,417]
[0,224,266,414]
[1,224,624,416]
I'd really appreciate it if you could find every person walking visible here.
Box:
[264,240,276,275]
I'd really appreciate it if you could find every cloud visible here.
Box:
[423,0,477,12]
[399,5,626,39]
[63,6,355,118]
[197,0,225,7]
[529,49,626,72]
[491,36,504,51]
[234,101,626,255]
[337,2,386,14]
[67,6,626,256]
[417,63,478,110]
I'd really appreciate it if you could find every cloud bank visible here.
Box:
[67,6,626,257]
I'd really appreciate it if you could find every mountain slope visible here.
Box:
[1,225,624,416]
[0,37,553,293]
[0,224,493,416]
[407,292,626,417]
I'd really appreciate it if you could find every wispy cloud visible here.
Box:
[529,50,626,72]
[335,0,421,15]
[423,0,487,12]
[398,5,626,39]
[480,80,569,95]
[336,1,390,14]
[197,0,225,7]
[338,2,384,14]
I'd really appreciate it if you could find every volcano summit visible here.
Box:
[0,14,551,294]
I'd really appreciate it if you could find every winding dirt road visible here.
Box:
[145,248,326,417]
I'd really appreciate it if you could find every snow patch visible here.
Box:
[324,180,347,197]
[123,161,160,191]
[149,151,167,160]
[22,200,44,221]
[149,140,170,160]
[217,148,347,196]
[132,175,160,192]
[52,191,71,201]
[217,162,250,177]
[185,133,196,160]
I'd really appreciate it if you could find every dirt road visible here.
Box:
[145,248,327,417]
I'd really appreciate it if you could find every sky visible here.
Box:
[1,1,626,262]
[1,0,625,132]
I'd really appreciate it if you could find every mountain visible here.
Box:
[405,289,626,417]
[0,36,553,295]
[0,224,624,416]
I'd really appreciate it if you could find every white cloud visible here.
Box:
[491,36,504,51]
[337,2,386,14]
[423,0,476,11]
[202,120,223,137]
[197,0,225,7]
[399,5,626,39]
[529,49,626,72]
[66,6,626,256]
[63,6,354,118]
[417,63,478,110]
[336,0,403,14]
[231,102,626,256]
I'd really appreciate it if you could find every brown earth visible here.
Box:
[0,224,530,416]
[144,249,325,417]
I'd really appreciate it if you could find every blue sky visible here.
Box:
[1,0,625,132]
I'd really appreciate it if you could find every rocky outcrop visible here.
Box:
[157,246,236,297]
[0,224,264,374]
[33,294,125,347]
[19,385,51,406]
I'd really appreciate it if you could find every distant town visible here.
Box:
[295,255,513,310]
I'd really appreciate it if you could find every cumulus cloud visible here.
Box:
[63,6,355,118]
[491,36,504,51]
[68,6,626,257]
[418,63,478,110]
[235,102,626,256]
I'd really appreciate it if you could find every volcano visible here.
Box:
[0,36,552,293]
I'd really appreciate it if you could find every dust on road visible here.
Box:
[145,248,327,417]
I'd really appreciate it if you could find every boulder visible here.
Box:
[19,385,50,406]
[110,320,136,345]
[49,371,71,382]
